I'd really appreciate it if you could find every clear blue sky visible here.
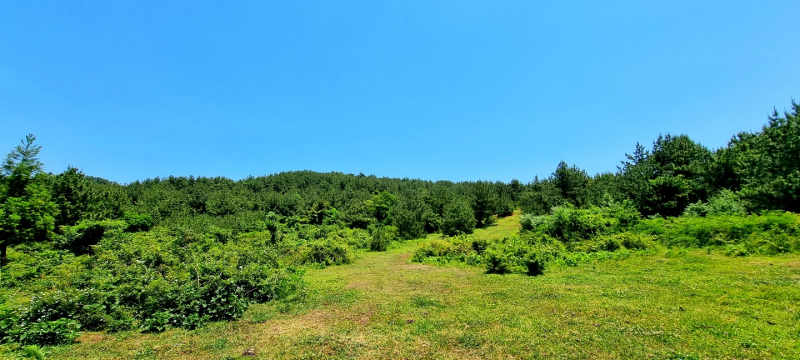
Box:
[1,1,798,184]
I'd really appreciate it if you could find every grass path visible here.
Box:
[47,215,800,359]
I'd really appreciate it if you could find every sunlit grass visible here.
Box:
[42,236,800,359]
[471,209,521,241]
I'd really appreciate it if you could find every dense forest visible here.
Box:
[0,101,798,349]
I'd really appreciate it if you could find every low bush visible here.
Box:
[54,220,127,255]
[0,228,306,346]
[635,211,800,251]
[301,240,352,267]
[369,225,398,252]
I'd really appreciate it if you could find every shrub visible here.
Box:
[530,203,640,246]
[520,214,546,232]
[484,248,512,274]
[684,190,746,217]
[471,238,489,254]
[123,212,154,232]
[636,211,800,250]
[412,239,455,262]
[369,225,397,252]
[302,240,352,266]
[54,220,127,255]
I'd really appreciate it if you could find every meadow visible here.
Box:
[33,213,800,360]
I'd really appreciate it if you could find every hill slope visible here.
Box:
[49,214,800,359]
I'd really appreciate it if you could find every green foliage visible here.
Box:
[49,167,97,227]
[441,200,476,236]
[483,236,564,275]
[553,161,591,208]
[721,102,800,212]
[684,189,746,217]
[635,211,800,253]
[302,240,352,267]
[410,237,475,263]
[392,197,431,240]
[619,135,713,217]
[366,191,397,224]
[0,134,59,264]
[54,219,127,255]
[518,178,563,216]
[471,182,497,227]
[369,225,397,252]
[0,227,305,346]
[529,203,640,246]
[123,211,154,232]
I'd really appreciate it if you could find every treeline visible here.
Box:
[39,100,797,236]
[519,101,800,217]
[38,168,518,242]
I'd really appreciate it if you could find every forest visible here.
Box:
[0,102,798,357]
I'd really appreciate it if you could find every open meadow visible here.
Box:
[41,214,800,360]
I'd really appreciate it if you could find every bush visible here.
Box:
[684,190,746,217]
[369,225,397,252]
[54,220,127,255]
[123,212,154,232]
[302,240,352,266]
[520,214,546,232]
[529,203,641,246]
[484,248,512,274]
[411,237,476,263]
[0,228,307,346]
[636,211,800,250]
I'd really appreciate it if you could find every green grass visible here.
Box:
[23,213,800,359]
[472,210,521,241]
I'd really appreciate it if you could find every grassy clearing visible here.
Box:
[25,213,800,359]
[472,210,521,241]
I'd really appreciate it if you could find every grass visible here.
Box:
[19,213,800,359]
[472,210,521,241]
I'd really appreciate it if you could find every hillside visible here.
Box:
[47,213,800,359]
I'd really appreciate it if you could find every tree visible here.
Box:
[618,136,712,217]
[552,161,590,207]
[518,177,564,215]
[725,102,800,212]
[441,199,476,236]
[471,181,497,227]
[49,167,96,227]
[0,135,58,264]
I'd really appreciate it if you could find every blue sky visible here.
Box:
[1,1,798,184]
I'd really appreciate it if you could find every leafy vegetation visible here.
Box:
[0,101,799,358]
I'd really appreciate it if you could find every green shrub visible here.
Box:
[528,203,641,245]
[369,226,397,252]
[636,211,800,250]
[54,220,127,255]
[302,240,352,266]
[684,190,746,217]
[484,248,512,274]
[123,212,154,232]
[411,239,456,262]
[471,238,489,254]
[519,214,546,232]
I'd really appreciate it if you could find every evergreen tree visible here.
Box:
[728,102,800,212]
[552,161,590,207]
[441,199,476,236]
[0,135,58,264]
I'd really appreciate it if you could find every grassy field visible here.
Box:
[31,213,800,359]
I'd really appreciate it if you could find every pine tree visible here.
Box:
[0,135,58,264]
